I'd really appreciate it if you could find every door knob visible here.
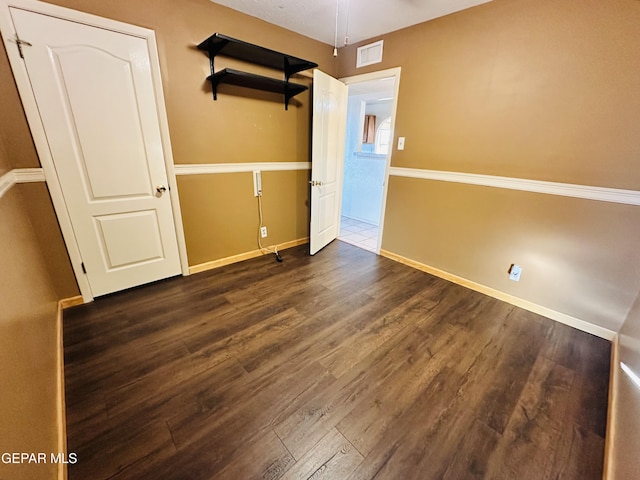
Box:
[156,185,167,194]
[308,180,323,187]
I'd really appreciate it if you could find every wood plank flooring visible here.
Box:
[63,241,610,480]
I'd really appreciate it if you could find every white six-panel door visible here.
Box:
[310,69,348,255]
[9,7,181,297]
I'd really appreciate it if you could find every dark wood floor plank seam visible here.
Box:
[334,424,366,459]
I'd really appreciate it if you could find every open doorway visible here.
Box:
[338,68,400,253]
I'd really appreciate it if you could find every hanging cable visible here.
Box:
[333,0,339,56]
[257,194,282,262]
[344,0,350,46]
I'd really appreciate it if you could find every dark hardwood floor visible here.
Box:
[63,241,610,480]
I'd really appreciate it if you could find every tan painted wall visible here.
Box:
[178,169,310,265]
[19,183,79,298]
[39,0,335,269]
[0,42,80,298]
[0,187,59,480]
[339,0,640,188]
[0,43,39,169]
[37,0,338,168]
[339,0,640,331]
[0,50,59,480]
[383,177,640,331]
[0,127,9,176]
[0,0,335,280]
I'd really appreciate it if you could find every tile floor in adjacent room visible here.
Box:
[339,216,379,252]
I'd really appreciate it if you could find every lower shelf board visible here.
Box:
[207,68,307,109]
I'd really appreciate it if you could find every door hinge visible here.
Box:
[81,262,87,274]
[14,34,32,59]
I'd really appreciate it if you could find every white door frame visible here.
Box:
[339,67,401,254]
[0,0,189,302]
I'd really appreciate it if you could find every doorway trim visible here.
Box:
[0,0,189,302]
[339,67,401,254]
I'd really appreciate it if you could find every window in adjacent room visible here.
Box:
[375,117,391,155]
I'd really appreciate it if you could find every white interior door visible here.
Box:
[310,69,348,255]
[10,8,181,297]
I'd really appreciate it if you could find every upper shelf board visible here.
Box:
[197,33,318,80]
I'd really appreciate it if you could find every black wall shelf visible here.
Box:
[197,33,318,109]
[208,69,308,108]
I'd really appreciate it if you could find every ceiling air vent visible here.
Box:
[356,40,384,68]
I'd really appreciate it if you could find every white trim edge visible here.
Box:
[0,167,45,199]
[13,167,46,183]
[380,248,617,340]
[604,335,619,480]
[389,167,640,206]
[56,301,68,480]
[174,162,311,175]
[0,170,14,198]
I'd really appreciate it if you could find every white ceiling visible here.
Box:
[210,0,492,47]
[349,76,395,104]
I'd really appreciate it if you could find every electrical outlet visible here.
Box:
[509,264,522,282]
[260,226,268,238]
[253,170,262,197]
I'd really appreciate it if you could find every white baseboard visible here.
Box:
[380,249,616,340]
[603,335,619,480]
[189,237,309,274]
[56,300,69,480]
[59,295,84,309]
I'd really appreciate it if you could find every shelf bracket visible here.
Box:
[283,57,291,83]
[210,77,220,101]
[284,90,293,111]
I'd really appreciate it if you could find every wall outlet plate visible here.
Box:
[509,264,522,282]
[260,226,268,238]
